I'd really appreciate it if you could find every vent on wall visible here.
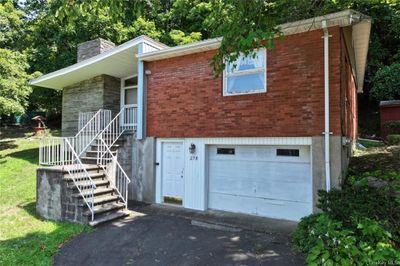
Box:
[276,149,299,157]
[217,148,235,155]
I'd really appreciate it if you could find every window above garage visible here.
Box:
[223,49,267,96]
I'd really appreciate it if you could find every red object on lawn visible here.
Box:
[32,115,46,136]
[380,100,400,139]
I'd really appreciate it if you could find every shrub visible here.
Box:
[294,184,400,264]
[346,170,400,186]
[294,213,400,265]
[317,188,400,244]
[383,121,400,129]
[387,134,400,145]
[370,62,400,102]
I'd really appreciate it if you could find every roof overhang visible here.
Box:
[29,36,167,90]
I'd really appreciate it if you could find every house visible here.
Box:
[379,100,400,139]
[31,10,371,225]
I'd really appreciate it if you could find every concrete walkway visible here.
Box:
[54,204,305,266]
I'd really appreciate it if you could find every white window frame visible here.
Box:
[223,49,267,96]
[120,74,138,110]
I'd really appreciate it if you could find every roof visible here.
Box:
[380,100,400,107]
[29,35,167,90]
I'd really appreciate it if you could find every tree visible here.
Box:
[370,62,400,101]
[0,49,34,116]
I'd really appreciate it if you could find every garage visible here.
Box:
[207,145,312,221]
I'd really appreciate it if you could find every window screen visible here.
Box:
[276,149,299,157]
[217,148,235,155]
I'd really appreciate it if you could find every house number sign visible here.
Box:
[190,155,198,161]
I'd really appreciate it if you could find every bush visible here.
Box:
[294,213,400,265]
[370,62,400,102]
[317,188,400,244]
[383,121,400,130]
[294,185,400,265]
[346,170,400,186]
[387,134,400,145]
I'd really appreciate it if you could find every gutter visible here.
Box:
[322,20,331,191]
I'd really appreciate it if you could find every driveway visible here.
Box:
[54,204,305,266]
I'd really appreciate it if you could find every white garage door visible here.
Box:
[208,145,312,221]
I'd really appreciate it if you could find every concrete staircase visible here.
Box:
[65,138,129,226]
[62,164,129,226]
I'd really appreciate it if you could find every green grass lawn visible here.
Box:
[0,133,89,266]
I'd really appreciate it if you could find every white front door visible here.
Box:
[162,142,185,201]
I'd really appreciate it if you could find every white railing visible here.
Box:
[64,139,96,221]
[97,138,131,206]
[79,111,96,131]
[75,109,112,156]
[39,109,111,166]
[39,137,75,166]
[122,106,138,129]
[95,106,137,207]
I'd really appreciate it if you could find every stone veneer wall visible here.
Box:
[61,75,120,136]
[77,38,115,62]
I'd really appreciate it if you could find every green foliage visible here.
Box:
[169,29,202,45]
[346,170,400,185]
[383,120,400,129]
[0,49,37,116]
[371,63,400,101]
[294,213,400,265]
[317,188,400,241]
[294,189,400,265]
[0,0,24,48]
[387,134,400,145]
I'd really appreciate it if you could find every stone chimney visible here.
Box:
[77,38,115,62]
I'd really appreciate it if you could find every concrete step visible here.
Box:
[61,164,102,174]
[91,194,120,206]
[86,150,117,156]
[80,156,112,164]
[84,202,125,216]
[72,187,115,198]
[64,171,106,182]
[89,210,130,226]
[69,178,110,189]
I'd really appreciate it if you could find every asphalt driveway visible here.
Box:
[54,205,305,266]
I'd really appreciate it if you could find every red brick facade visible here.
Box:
[146,26,354,138]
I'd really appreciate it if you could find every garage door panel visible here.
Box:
[209,192,312,221]
[208,145,312,221]
[210,160,311,183]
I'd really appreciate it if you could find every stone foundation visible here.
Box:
[36,167,91,224]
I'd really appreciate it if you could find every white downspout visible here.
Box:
[322,20,331,191]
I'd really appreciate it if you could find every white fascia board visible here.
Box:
[138,38,222,61]
[30,35,167,89]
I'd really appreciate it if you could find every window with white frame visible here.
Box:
[223,49,266,96]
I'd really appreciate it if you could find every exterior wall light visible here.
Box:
[189,143,196,154]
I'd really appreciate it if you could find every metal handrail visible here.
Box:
[97,138,131,206]
[64,138,96,221]
[95,106,136,208]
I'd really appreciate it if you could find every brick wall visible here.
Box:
[146,27,342,138]
[339,31,358,141]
